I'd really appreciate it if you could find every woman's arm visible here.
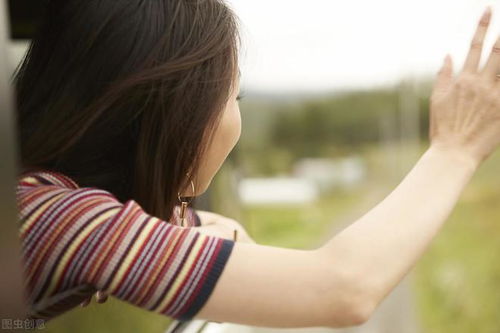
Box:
[195,7,500,328]
[318,145,478,315]
[196,146,477,328]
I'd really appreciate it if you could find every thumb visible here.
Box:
[434,54,453,93]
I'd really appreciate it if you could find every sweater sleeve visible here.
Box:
[18,186,234,321]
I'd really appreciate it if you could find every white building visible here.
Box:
[238,177,318,205]
[293,156,366,192]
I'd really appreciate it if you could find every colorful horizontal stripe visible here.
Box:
[16,169,234,321]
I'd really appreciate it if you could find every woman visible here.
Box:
[14,0,500,329]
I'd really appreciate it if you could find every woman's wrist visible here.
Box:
[427,143,480,175]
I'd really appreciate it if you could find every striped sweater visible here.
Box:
[16,169,234,322]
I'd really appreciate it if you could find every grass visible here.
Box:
[413,150,500,333]
[240,145,500,332]
[241,187,367,249]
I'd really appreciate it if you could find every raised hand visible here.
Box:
[430,6,500,164]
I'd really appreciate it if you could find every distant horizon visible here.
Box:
[241,74,435,101]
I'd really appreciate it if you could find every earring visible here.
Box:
[177,178,196,227]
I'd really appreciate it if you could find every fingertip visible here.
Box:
[446,54,453,65]
[479,6,492,26]
[483,5,492,18]
[437,54,453,77]
[442,54,451,67]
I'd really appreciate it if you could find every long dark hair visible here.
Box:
[14,0,240,221]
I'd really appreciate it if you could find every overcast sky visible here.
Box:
[228,0,500,93]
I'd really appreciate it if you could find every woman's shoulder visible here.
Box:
[16,168,233,321]
[18,168,81,191]
[16,168,201,227]
[17,168,121,202]
[16,169,125,230]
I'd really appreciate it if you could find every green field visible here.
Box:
[414,150,500,333]
[239,144,500,332]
